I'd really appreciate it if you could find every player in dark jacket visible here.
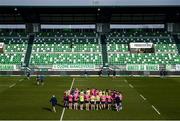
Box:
[40,75,44,85]
[115,95,121,111]
[50,95,57,112]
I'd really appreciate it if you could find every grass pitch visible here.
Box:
[0,76,180,120]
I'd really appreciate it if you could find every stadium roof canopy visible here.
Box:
[0,0,180,7]
[0,0,180,24]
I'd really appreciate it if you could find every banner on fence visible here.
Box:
[0,65,17,71]
[52,64,95,70]
[129,42,153,49]
[126,64,159,71]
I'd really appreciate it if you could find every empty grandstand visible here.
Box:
[0,26,180,75]
[0,1,180,76]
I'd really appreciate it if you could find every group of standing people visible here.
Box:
[63,88,123,111]
[26,72,45,86]
[50,88,123,113]
[36,75,44,85]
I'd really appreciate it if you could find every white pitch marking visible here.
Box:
[9,83,16,88]
[60,78,75,121]
[19,79,23,82]
[152,105,161,115]
[140,94,146,100]
[129,84,134,88]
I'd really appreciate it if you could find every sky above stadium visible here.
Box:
[0,0,180,6]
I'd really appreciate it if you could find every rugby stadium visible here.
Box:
[0,0,180,120]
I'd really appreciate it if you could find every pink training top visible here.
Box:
[101,95,106,102]
[74,90,79,94]
[91,89,95,95]
[115,93,118,98]
[68,94,73,102]
[107,95,112,102]
[111,93,115,100]
[85,94,90,101]
[93,90,97,96]
[74,94,79,101]
[96,90,99,95]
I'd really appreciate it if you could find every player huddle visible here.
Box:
[63,88,123,111]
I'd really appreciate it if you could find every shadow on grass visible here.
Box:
[57,103,64,108]
[42,107,52,112]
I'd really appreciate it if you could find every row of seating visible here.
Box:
[34,38,99,44]
[0,30,28,37]
[108,29,171,37]
[32,44,101,52]
[0,53,25,64]
[108,53,180,65]
[107,30,179,67]
[30,30,101,67]
[0,33,28,67]
[107,38,174,44]
[30,53,102,65]
[107,37,177,53]
[0,38,28,52]
[107,43,177,53]
[37,30,97,37]
[32,38,100,52]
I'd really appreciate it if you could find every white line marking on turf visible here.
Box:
[19,79,23,82]
[124,80,128,83]
[129,84,134,88]
[60,78,75,121]
[152,105,161,115]
[140,94,146,100]
[9,83,16,88]
[123,79,160,116]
